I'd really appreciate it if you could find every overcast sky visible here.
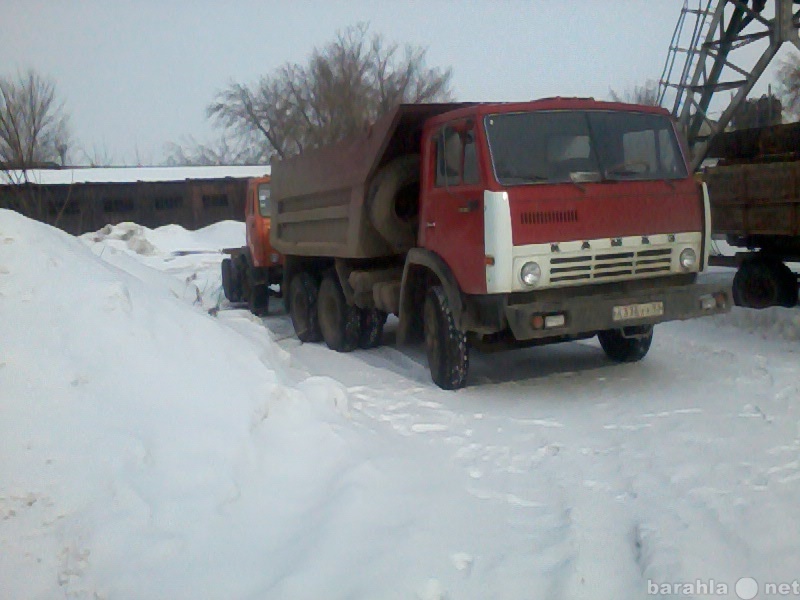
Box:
[2,1,789,166]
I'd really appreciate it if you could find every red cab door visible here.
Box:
[421,120,486,295]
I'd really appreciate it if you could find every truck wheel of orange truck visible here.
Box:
[221,258,236,302]
[359,309,387,349]
[289,273,323,343]
[598,326,653,363]
[424,285,469,390]
[247,283,270,316]
[318,273,360,352]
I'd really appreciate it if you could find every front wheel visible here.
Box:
[424,285,469,390]
[247,283,270,316]
[221,258,237,302]
[598,325,653,363]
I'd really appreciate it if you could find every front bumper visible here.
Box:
[503,273,732,341]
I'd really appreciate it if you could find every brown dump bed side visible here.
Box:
[270,103,469,258]
[705,162,800,237]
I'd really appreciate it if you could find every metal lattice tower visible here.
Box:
[658,0,800,170]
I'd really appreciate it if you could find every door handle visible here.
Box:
[457,199,480,213]
[426,221,436,228]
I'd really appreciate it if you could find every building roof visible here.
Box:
[2,165,270,186]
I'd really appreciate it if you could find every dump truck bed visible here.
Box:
[705,161,800,238]
[704,123,800,245]
[269,103,469,259]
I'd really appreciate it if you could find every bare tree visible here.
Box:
[1,69,71,173]
[609,80,660,106]
[0,69,72,221]
[163,132,266,166]
[208,23,454,160]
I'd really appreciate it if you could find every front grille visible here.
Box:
[520,209,578,225]
[549,248,672,283]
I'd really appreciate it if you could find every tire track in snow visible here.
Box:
[241,309,800,595]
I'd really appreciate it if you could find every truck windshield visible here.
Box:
[484,110,688,185]
[257,184,271,217]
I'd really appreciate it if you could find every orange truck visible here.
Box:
[221,176,283,314]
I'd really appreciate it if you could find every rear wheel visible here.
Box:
[318,273,360,352]
[733,257,797,308]
[289,273,322,342]
[598,325,653,363]
[424,285,469,390]
[359,308,387,349]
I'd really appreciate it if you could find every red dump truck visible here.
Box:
[270,99,731,389]
[221,175,283,314]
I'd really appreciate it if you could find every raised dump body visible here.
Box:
[270,103,469,259]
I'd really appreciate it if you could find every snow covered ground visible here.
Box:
[1,209,799,600]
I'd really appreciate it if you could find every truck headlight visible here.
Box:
[521,261,542,286]
[679,248,697,270]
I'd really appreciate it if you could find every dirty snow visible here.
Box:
[2,210,799,599]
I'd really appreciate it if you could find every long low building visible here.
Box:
[1,165,270,235]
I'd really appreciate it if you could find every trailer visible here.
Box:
[703,123,800,309]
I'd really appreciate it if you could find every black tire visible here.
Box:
[424,285,469,390]
[221,258,236,302]
[289,273,322,343]
[598,326,653,363]
[238,255,251,304]
[733,257,798,309]
[248,283,270,316]
[317,273,360,352]
[359,308,387,349]
[367,154,421,253]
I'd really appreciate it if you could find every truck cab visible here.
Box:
[221,175,283,314]
[418,99,704,298]
[245,176,281,269]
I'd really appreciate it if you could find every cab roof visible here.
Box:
[424,97,672,127]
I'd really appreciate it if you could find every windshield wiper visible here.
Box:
[499,174,549,184]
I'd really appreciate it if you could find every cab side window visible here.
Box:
[435,123,480,187]
[258,183,271,217]
[462,130,479,185]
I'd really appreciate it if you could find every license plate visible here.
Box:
[612,301,664,321]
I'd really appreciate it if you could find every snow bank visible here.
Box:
[83,220,245,255]
[1,212,511,599]
[712,305,800,341]
[81,221,246,311]
[0,211,376,599]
